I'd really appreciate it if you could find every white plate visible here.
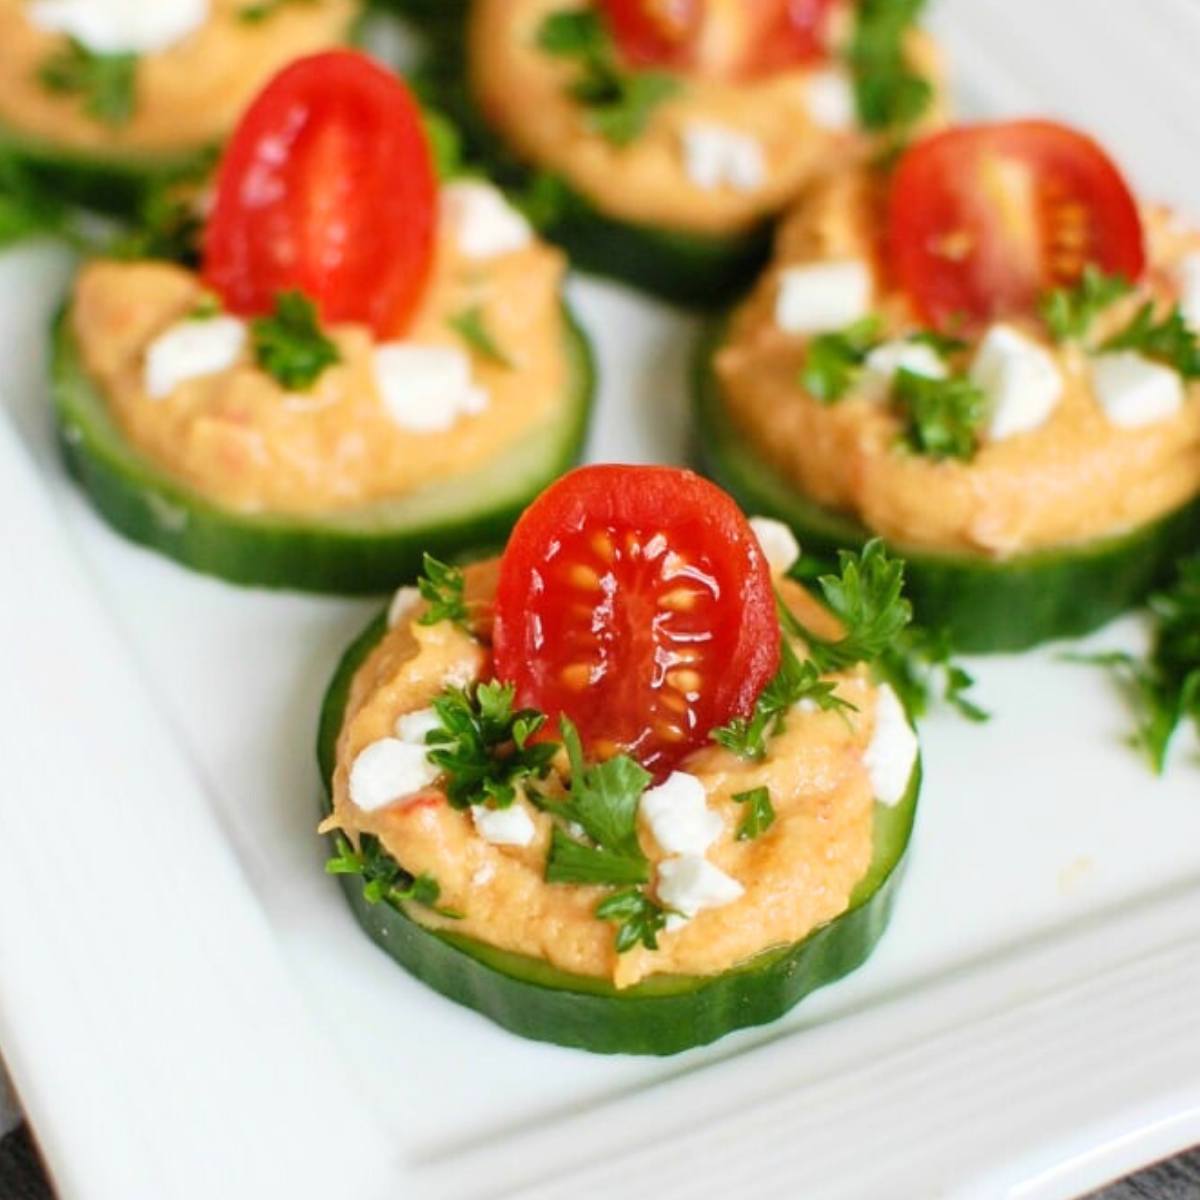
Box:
[2,2,1199,1198]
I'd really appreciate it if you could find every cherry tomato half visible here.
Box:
[202,51,436,338]
[886,120,1146,330]
[493,465,781,778]
[743,0,836,75]
[598,0,702,70]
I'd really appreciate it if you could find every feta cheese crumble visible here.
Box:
[860,339,947,401]
[441,180,532,260]
[749,516,801,577]
[471,803,536,847]
[29,0,209,55]
[863,684,918,807]
[682,122,766,193]
[394,707,441,745]
[1091,352,1185,429]
[143,315,246,399]
[639,772,723,856]
[970,324,1064,441]
[776,260,873,335]
[348,738,440,813]
[656,855,744,918]
[387,585,422,629]
[372,343,489,434]
[804,68,857,131]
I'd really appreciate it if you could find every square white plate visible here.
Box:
[2,2,1199,1198]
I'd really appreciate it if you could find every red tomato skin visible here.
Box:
[202,51,436,338]
[492,465,781,777]
[886,120,1146,329]
[743,0,836,75]
[598,0,701,69]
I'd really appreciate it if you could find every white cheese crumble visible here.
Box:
[394,706,441,745]
[804,68,857,131]
[386,585,422,629]
[471,803,536,847]
[749,516,801,577]
[863,684,918,808]
[372,343,488,434]
[681,122,766,193]
[657,855,744,918]
[1177,252,1200,331]
[348,738,440,813]
[441,180,532,260]
[143,316,246,400]
[1091,352,1185,429]
[859,339,947,401]
[970,324,1064,441]
[775,260,873,335]
[639,772,723,856]
[28,0,209,55]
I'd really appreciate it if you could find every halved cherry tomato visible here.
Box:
[886,120,1146,330]
[744,0,836,75]
[492,465,780,777]
[598,0,701,70]
[202,51,436,338]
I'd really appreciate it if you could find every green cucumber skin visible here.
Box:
[412,17,771,309]
[52,305,595,594]
[318,614,919,1057]
[693,324,1200,654]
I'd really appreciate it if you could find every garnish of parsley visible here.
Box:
[802,317,883,403]
[537,10,680,146]
[1102,302,1200,378]
[39,39,137,127]
[448,306,513,368]
[1039,266,1133,343]
[326,833,461,918]
[732,787,776,841]
[847,0,932,137]
[416,553,470,629]
[595,888,668,952]
[251,291,340,390]
[0,150,70,249]
[893,367,986,461]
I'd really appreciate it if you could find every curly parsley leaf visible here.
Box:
[1039,266,1133,343]
[881,626,988,723]
[595,887,669,953]
[427,681,558,810]
[733,787,776,841]
[1101,302,1200,378]
[39,39,137,127]
[848,0,932,136]
[325,834,461,917]
[802,317,883,403]
[537,9,680,146]
[251,291,340,390]
[544,826,651,886]
[894,367,986,461]
[448,306,513,368]
[416,553,470,628]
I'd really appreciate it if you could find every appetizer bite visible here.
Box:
[0,0,361,210]
[52,51,593,592]
[319,465,921,1054]
[418,0,944,305]
[698,120,1200,652]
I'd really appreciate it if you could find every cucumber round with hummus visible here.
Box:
[696,121,1200,652]
[411,0,945,307]
[0,0,362,214]
[319,465,922,1055]
[54,51,595,593]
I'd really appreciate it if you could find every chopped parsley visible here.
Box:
[536,10,680,146]
[802,317,882,403]
[426,681,558,810]
[39,39,137,128]
[881,626,989,723]
[250,291,340,390]
[596,888,669,952]
[238,0,313,21]
[416,553,470,629]
[544,826,650,886]
[732,787,776,841]
[325,834,460,918]
[0,150,70,249]
[847,0,932,137]
[893,367,986,461]
[1039,266,1133,343]
[448,306,513,368]
[1102,302,1200,379]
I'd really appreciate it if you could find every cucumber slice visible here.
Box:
[693,323,1200,653]
[52,304,595,594]
[318,613,919,1056]
[411,17,771,308]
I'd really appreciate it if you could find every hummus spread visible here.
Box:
[716,168,1200,556]
[70,207,569,515]
[468,0,943,236]
[0,0,357,155]
[326,563,890,990]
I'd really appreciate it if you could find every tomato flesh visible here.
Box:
[599,0,701,69]
[744,0,836,75]
[493,466,780,777]
[202,51,436,338]
[886,120,1146,330]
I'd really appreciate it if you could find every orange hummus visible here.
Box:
[324,562,893,990]
[716,168,1200,556]
[70,201,570,515]
[468,0,944,236]
[0,0,357,155]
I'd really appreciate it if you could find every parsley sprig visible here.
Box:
[881,626,988,722]
[847,0,932,137]
[326,834,461,918]
[596,888,668,952]
[251,291,340,390]
[39,39,137,127]
[448,306,513,368]
[1102,303,1200,378]
[427,682,558,810]
[416,554,470,628]
[802,317,882,403]
[0,151,71,249]
[894,367,986,461]
[1039,266,1133,343]
[537,10,680,145]
[732,787,776,841]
